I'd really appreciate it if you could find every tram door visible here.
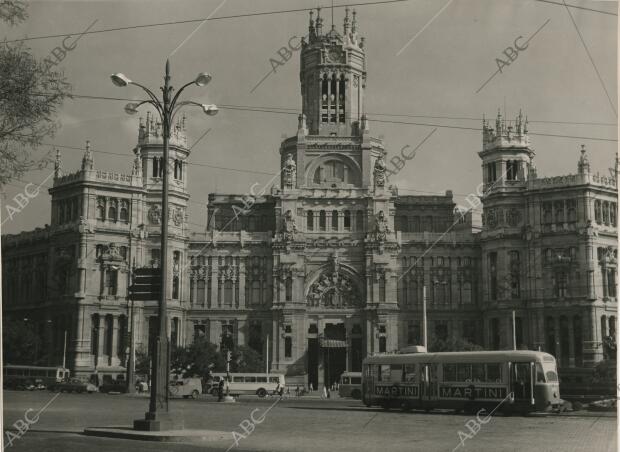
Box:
[421,364,437,403]
[510,362,534,404]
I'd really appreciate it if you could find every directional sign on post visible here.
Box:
[129,267,162,301]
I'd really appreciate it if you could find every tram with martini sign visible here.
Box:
[362,350,560,414]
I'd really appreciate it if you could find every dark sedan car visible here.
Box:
[49,378,97,393]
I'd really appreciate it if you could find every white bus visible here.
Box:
[363,350,561,414]
[208,373,285,397]
[338,372,362,399]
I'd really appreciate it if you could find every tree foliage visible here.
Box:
[429,338,484,353]
[0,0,71,185]
[169,340,265,376]
[171,338,223,377]
[3,320,43,365]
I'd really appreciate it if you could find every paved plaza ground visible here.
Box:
[3,390,617,452]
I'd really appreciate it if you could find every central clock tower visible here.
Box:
[300,7,366,136]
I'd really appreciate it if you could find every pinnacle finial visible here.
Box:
[352,9,357,33]
[54,149,62,178]
[82,140,94,171]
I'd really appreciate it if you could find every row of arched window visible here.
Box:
[395,215,452,233]
[306,210,364,231]
[321,73,346,124]
[54,197,79,224]
[594,200,617,227]
[542,199,578,224]
[96,197,130,222]
[151,157,184,180]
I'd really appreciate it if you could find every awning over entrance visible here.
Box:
[319,338,348,348]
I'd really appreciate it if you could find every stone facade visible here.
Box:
[2,10,617,386]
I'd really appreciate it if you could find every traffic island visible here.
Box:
[83,427,230,443]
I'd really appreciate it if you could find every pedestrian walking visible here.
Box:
[218,379,224,402]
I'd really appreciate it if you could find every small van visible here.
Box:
[169,377,202,399]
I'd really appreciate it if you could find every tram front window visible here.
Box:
[535,363,546,383]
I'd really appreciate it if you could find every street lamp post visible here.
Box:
[111,60,217,431]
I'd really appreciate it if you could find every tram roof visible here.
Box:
[363,350,555,365]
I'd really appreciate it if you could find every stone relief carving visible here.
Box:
[373,155,386,188]
[148,204,161,225]
[283,154,297,189]
[373,210,390,241]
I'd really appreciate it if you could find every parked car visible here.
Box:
[99,381,128,394]
[49,378,97,393]
[25,379,47,391]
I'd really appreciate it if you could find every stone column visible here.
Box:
[111,315,119,365]
[238,260,246,309]
[568,317,575,367]
[97,315,105,368]
[210,265,218,308]
[554,316,562,367]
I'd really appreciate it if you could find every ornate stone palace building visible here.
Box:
[2,10,617,386]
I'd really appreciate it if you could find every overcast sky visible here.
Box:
[1,0,617,234]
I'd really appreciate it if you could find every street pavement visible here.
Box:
[3,390,617,452]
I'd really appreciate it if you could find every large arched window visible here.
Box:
[108,200,117,222]
[152,157,159,177]
[595,200,602,223]
[224,280,233,306]
[343,210,351,230]
[319,210,326,231]
[321,74,329,123]
[307,211,314,231]
[120,200,129,222]
[331,210,339,230]
[338,74,346,123]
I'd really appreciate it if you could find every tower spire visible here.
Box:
[81,140,94,171]
[316,7,323,36]
[331,0,334,31]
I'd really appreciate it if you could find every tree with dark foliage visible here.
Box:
[0,0,71,185]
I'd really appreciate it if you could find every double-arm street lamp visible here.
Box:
[111,60,217,431]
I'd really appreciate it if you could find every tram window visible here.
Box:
[443,364,457,382]
[257,377,267,383]
[245,376,257,383]
[233,376,244,383]
[472,364,485,382]
[341,377,350,384]
[378,365,390,382]
[535,363,546,383]
[269,377,280,383]
[545,370,558,382]
[486,364,502,383]
[351,377,362,384]
[457,364,472,382]
[403,364,417,383]
[391,365,403,382]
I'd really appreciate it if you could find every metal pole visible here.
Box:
[149,59,172,417]
[62,330,67,369]
[422,285,428,349]
[127,271,135,392]
[265,334,269,374]
[512,310,517,350]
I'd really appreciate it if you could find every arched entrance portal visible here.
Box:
[321,323,347,388]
